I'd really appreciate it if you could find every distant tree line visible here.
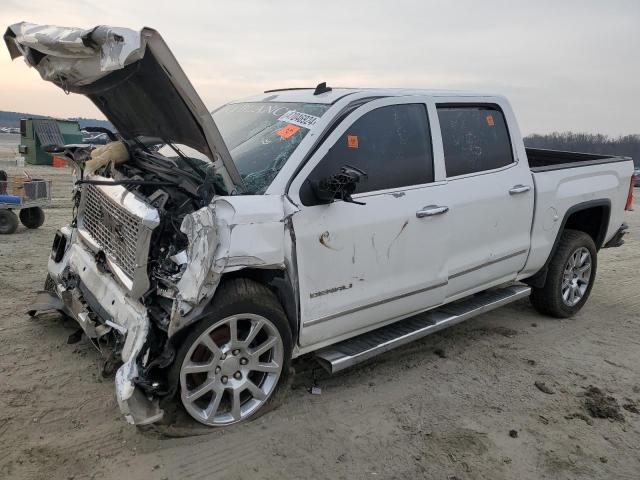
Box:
[524,132,639,166]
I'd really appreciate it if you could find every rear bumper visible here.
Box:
[604,223,628,248]
[43,227,163,425]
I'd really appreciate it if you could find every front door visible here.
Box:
[289,98,449,349]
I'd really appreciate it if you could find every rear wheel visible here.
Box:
[19,207,45,229]
[530,229,597,318]
[0,210,19,234]
[173,278,292,427]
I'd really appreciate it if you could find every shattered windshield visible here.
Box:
[213,102,330,194]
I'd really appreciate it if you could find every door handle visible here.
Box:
[509,184,531,195]
[416,205,449,218]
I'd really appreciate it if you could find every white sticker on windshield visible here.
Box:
[278,110,320,129]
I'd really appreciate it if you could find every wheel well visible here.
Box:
[218,268,299,342]
[525,202,610,289]
[563,205,609,249]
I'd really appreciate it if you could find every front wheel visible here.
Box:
[173,278,292,427]
[530,229,597,318]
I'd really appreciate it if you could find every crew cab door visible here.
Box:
[433,99,534,299]
[289,98,449,349]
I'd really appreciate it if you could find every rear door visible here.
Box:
[433,99,534,299]
[289,97,449,349]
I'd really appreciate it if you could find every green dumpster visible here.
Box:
[19,118,83,165]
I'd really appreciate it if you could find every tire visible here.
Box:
[530,229,597,318]
[0,210,19,234]
[19,207,45,229]
[171,278,292,427]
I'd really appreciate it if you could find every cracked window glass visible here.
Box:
[437,105,514,177]
[213,102,330,194]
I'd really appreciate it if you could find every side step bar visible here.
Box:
[314,284,531,374]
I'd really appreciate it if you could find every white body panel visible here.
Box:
[288,97,448,347]
[272,89,632,355]
[293,185,450,347]
[427,96,535,300]
[518,161,634,278]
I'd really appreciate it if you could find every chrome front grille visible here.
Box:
[81,184,141,279]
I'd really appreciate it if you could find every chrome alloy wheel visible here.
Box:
[561,247,592,307]
[180,314,284,426]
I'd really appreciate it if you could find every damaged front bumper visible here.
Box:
[37,226,163,425]
[29,193,296,427]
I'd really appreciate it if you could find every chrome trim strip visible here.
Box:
[449,249,528,279]
[304,280,448,327]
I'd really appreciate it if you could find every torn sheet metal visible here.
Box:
[4,22,144,86]
[218,195,297,271]
[43,227,163,424]
[27,291,65,316]
[4,21,243,193]
[172,203,227,322]
[168,195,299,337]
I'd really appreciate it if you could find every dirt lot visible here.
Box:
[1,158,639,479]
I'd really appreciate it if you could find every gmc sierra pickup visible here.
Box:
[6,23,635,428]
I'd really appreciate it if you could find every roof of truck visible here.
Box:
[234,87,501,105]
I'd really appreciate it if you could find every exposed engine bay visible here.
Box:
[45,141,224,421]
[7,21,299,426]
[29,138,294,425]
[102,144,223,306]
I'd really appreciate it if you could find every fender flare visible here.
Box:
[524,199,610,288]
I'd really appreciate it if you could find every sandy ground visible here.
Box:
[1,154,639,479]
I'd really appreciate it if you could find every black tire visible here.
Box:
[19,207,45,229]
[169,277,292,426]
[530,229,597,318]
[0,210,19,234]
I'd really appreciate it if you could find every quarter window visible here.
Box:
[437,105,513,177]
[304,103,434,199]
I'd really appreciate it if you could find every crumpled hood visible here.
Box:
[4,22,243,190]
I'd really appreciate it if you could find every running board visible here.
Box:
[314,284,531,374]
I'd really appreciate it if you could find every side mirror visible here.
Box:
[311,165,368,205]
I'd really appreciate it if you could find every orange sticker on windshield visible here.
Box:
[347,135,359,149]
[276,124,301,139]
[486,115,495,126]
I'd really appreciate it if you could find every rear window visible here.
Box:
[437,105,513,177]
[213,102,330,194]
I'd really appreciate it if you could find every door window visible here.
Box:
[302,103,434,203]
[437,105,513,177]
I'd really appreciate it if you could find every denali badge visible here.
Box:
[310,283,353,299]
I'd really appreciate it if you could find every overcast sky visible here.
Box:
[1,0,638,136]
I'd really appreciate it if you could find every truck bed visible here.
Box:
[526,147,630,173]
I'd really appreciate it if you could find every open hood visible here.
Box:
[4,22,243,190]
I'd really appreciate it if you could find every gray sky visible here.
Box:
[1,0,638,135]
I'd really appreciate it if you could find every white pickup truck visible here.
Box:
[8,23,635,428]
